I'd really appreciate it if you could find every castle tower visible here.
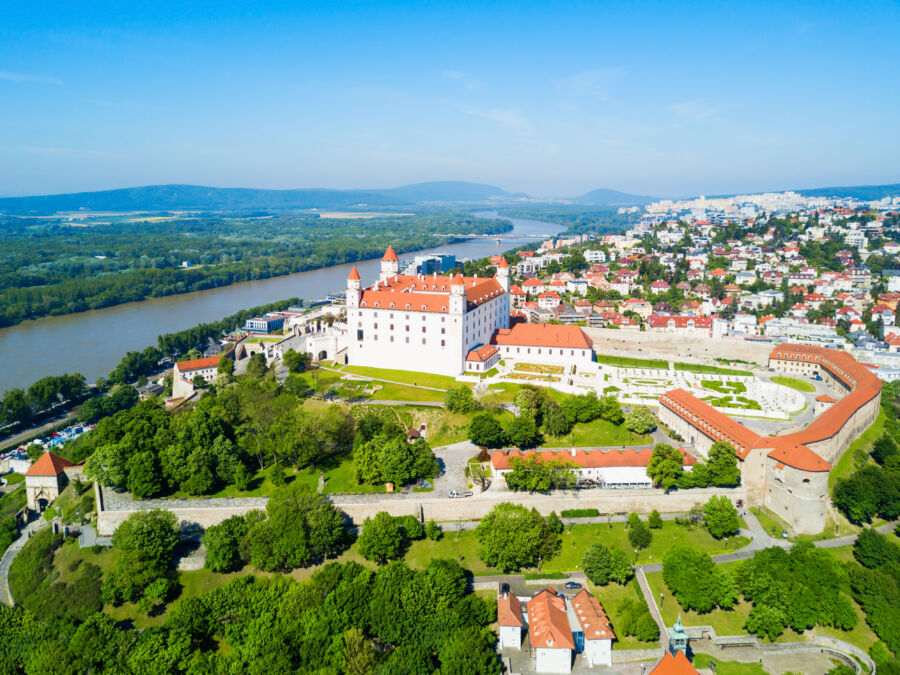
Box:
[450,272,466,315]
[346,267,362,308]
[495,256,510,293]
[380,245,400,281]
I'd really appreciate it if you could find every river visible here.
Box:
[0,213,563,390]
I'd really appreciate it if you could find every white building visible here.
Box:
[528,589,575,673]
[497,591,524,649]
[172,356,221,399]
[491,324,594,368]
[345,246,510,376]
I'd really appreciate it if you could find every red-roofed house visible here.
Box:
[497,591,524,649]
[173,356,222,399]
[25,451,81,512]
[651,650,699,674]
[528,589,575,672]
[491,323,593,367]
[465,344,500,373]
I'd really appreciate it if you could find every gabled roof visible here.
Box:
[497,593,524,627]
[651,651,699,674]
[491,324,592,350]
[176,356,221,372]
[26,451,75,477]
[570,589,615,640]
[466,344,499,363]
[527,589,574,650]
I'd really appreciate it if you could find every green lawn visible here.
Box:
[541,418,653,448]
[588,578,660,649]
[674,363,753,376]
[829,410,885,488]
[341,365,458,390]
[596,354,669,369]
[692,654,768,675]
[702,380,747,394]
[3,472,24,485]
[750,506,790,539]
[481,382,568,406]
[770,375,816,393]
[366,381,446,402]
[702,395,762,411]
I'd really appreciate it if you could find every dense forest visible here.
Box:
[0,211,511,327]
[497,205,638,235]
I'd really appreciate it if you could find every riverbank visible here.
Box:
[0,215,563,390]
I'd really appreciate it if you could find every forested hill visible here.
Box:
[574,187,654,205]
[0,181,520,215]
[795,182,900,201]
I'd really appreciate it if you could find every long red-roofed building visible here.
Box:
[658,343,881,533]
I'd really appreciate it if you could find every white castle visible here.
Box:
[346,246,511,376]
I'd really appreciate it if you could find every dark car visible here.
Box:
[564,581,582,590]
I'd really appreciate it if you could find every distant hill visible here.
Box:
[0,181,520,215]
[573,188,653,205]
[794,182,900,201]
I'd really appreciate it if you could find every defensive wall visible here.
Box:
[95,482,746,536]
[583,327,774,365]
[658,343,881,535]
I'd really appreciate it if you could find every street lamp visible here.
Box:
[660,592,664,608]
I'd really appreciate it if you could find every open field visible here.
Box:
[770,375,816,392]
[541,418,653,448]
[596,354,669,369]
[341,365,457,389]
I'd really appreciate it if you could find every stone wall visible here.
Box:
[584,328,774,365]
[764,460,829,534]
[94,483,747,536]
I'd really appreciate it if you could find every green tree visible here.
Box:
[648,509,663,529]
[217,357,234,376]
[706,442,741,486]
[702,496,741,539]
[543,404,574,437]
[126,451,162,499]
[358,512,405,564]
[445,386,478,414]
[628,518,652,550]
[663,545,737,613]
[282,349,310,374]
[506,414,543,449]
[204,513,256,572]
[474,503,559,572]
[624,406,656,434]
[646,444,683,489]
[468,413,507,449]
[582,543,634,585]
[103,510,179,605]
[245,352,268,379]
[504,454,577,493]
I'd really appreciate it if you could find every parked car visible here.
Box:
[448,489,474,498]
[564,581,582,590]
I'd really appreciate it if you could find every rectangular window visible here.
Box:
[357,330,363,341]
[405,337,410,343]
[441,328,446,334]
[390,324,394,330]
[421,338,426,344]
[390,336,394,343]
[405,326,409,332]
[441,340,445,347]
[422,326,426,333]
[374,323,378,329]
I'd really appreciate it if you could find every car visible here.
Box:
[448,490,474,498]
[564,581,582,590]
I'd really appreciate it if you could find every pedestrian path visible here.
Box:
[0,519,50,605]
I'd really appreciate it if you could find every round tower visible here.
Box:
[380,245,400,281]
[346,267,362,308]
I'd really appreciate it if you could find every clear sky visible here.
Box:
[1,1,899,198]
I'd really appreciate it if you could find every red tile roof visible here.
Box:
[570,589,615,640]
[358,274,504,314]
[176,356,221,372]
[382,245,398,261]
[348,267,360,281]
[527,589,574,650]
[466,344,499,363]
[497,593,524,627]
[651,651,699,674]
[491,323,592,350]
[26,451,75,477]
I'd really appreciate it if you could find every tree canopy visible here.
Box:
[474,503,560,572]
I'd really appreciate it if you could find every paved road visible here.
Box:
[0,519,51,606]
[0,410,79,452]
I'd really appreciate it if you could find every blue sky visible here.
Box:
[1,1,899,198]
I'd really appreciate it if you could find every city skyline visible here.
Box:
[1,1,899,198]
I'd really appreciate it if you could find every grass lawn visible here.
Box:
[692,654,767,675]
[596,354,669,369]
[367,381,446,402]
[770,375,816,393]
[588,578,660,649]
[3,472,24,485]
[481,382,568,406]
[674,363,753,376]
[341,365,458,390]
[541,418,653,448]
[750,506,790,539]
[702,380,747,395]
[829,410,885,488]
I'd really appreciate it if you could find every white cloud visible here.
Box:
[460,105,534,134]
[0,71,61,85]
[667,99,735,123]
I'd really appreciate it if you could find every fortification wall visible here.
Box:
[583,328,773,365]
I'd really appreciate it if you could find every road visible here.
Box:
[0,409,80,452]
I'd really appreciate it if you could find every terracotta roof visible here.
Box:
[358,274,504,314]
[176,356,221,372]
[815,394,837,403]
[26,451,75,477]
[570,589,615,640]
[527,589,574,650]
[767,443,830,472]
[496,257,509,268]
[523,277,544,287]
[651,651,699,674]
[659,389,761,459]
[348,267,360,281]
[491,323,592,350]
[382,245,398,261]
[497,593,524,627]
[491,447,696,470]
[466,344,499,363]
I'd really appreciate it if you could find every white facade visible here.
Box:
[536,647,572,674]
[582,638,612,668]
[499,624,522,650]
[344,250,510,376]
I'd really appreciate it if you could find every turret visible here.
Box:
[495,256,510,292]
[380,245,400,281]
[346,267,362,308]
[450,272,466,315]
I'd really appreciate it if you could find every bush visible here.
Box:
[560,508,599,518]
[618,594,659,642]
[582,543,633,585]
